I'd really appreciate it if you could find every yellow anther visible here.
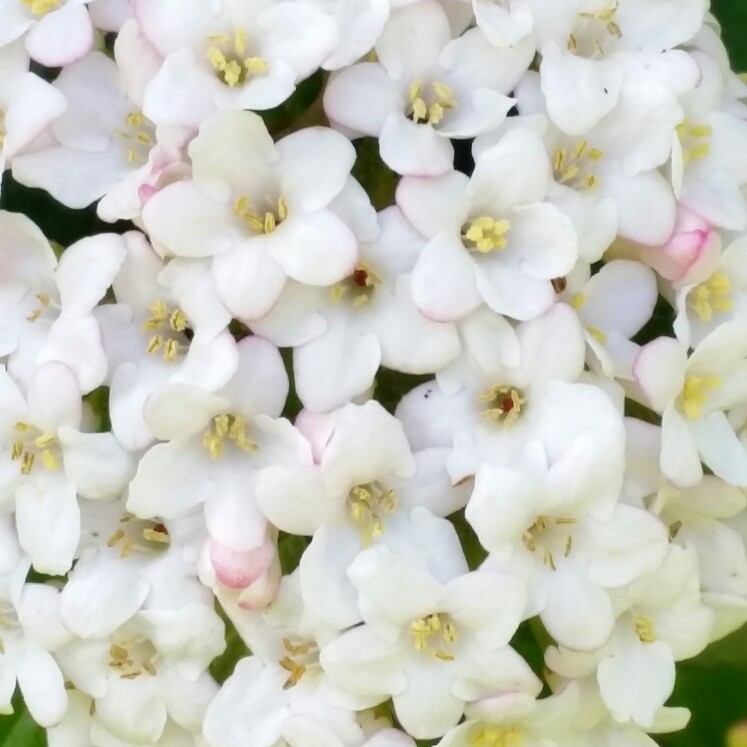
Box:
[410,613,457,659]
[573,140,588,158]
[22,0,59,15]
[40,450,59,471]
[11,442,23,460]
[277,197,289,221]
[472,725,524,747]
[564,535,573,556]
[34,432,55,448]
[147,335,163,354]
[234,27,246,55]
[244,57,268,74]
[148,299,169,322]
[571,293,586,310]
[279,656,307,688]
[222,59,243,87]
[543,549,556,570]
[683,142,711,163]
[107,529,125,548]
[690,124,713,137]
[634,616,656,643]
[21,452,34,475]
[125,111,145,127]
[163,338,179,363]
[586,325,607,344]
[169,309,188,332]
[411,96,427,123]
[588,147,604,160]
[110,644,128,662]
[408,79,455,125]
[478,385,525,425]
[463,216,511,253]
[142,526,170,544]
[690,272,733,322]
[681,375,721,419]
[264,211,276,234]
[567,33,578,52]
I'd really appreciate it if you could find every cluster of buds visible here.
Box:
[1,1,747,746]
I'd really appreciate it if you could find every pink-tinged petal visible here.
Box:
[212,246,287,321]
[55,234,126,316]
[16,480,80,576]
[295,325,381,413]
[375,0,451,80]
[376,275,461,373]
[321,401,416,496]
[209,537,275,589]
[265,211,358,286]
[540,567,615,651]
[474,262,556,321]
[540,48,623,135]
[396,171,469,240]
[692,412,747,487]
[411,234,481,322]
[276,128,355,212]
[16,646,67,727]
[58,429,134,500]
[25,4,94,66]
[38,316,108,394]
[218,336,288,419]
[61,550,150,638]
[127,438,215,519]
[324,63,404,138]
[256,465,338,534]
[144,385,228,441]
[393,657,463,739]
[602,170,676,247]
[141,181,245,258]
[380,114,454,177]
[27,362,81,431]
[632,337,687,412]
[467,128,551,215]
[660,405,702,488]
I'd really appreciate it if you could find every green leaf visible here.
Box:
[0,693,47,747]
[712,1,747,73]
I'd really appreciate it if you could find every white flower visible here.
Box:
[142,110,359,321]
[324,0,533,176]
[398,127,577,321]
[633,321,747,487]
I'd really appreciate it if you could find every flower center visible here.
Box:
[330,262,381,307]
[278,636,320,689]
[676,119,712,164]
[142,299,190,364]
[634,616,656,643]
[689,272,732,322]
[20,0,59,15]
[477,385,525,425]
[109,639,158,679]
[112,111,155,166]
[522,515,576,571]
[10,422,62,475]
[462,217,511,254]
[234,195,288,234]
[567,2,622,58]
[347,482,397,545]
[471,725,525,747]
[408,80,456,126]
[206,29,267,87]
[553,140,604,190]
[202,414,258,460]
[106,513,171,558]
[24,291,57,323]
[410,612,457,661]
[679,375,721,419]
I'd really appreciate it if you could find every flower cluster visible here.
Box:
[1,0,747,746]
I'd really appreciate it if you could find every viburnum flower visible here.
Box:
[142,110,360,321]
[0,213,126,394]
[320,543,541,739]
[633,320,747,487]
[397,127,577,321]
[324,0,534,176]
[11,49,191,216]
[0,361,134,574]
[135,0,338,126]
[546,544,714,728]
[251,206,460,412]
